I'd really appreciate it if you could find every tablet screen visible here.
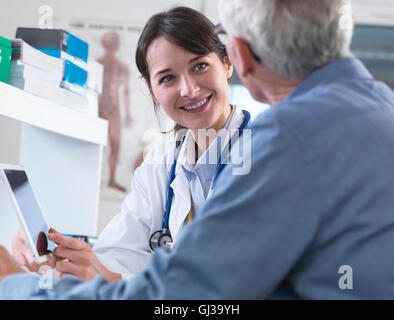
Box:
[4,169,56,256]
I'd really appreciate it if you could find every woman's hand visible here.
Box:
[48,229,121,283]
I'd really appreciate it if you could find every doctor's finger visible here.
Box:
[48,230,86,250]
[56,260,97,281]
[53,246,87,263]
[56,260,81,277]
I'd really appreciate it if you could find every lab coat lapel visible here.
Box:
[168,131,192,243]
[169,169,191,243]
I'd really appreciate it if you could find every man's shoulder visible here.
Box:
[252,78,394,140]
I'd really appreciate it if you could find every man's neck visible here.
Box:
[266,82,299,104]
[254,63,300,105]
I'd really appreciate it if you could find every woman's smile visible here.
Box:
[180,94,213,113]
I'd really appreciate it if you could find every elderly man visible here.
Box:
[1,0,394,299]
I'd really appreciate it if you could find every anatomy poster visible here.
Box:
[57,18,159,196]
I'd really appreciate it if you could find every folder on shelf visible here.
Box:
[8,72,91,114]
[15,27,89,63]
[0,36,12,83]
[11,39,64,77]
[11,28,98,117]
[9,60,63,86]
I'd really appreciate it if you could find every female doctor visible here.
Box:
[12,6,250,283]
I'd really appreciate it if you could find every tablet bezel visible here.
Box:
[0,163,52,264]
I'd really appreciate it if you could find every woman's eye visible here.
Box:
[159,75,174,84]
[194,62,208,72]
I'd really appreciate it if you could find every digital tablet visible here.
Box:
[0,163,56,263]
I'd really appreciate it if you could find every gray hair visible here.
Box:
[218,0,354,80]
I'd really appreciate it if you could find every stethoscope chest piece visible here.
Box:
[149,228,173,251]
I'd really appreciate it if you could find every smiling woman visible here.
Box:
[135,6,234,146]
[146,38,232,135]
[9,6,251,284]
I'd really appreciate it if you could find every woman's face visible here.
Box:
[146,36,233,131]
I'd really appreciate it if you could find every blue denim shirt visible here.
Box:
[2,58,394,299]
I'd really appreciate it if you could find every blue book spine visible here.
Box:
[66,33,88,63]
[38,48,61,58]
[64,60,87,87]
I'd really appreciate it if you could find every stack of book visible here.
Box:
[9,27,103,117]
[0,36,12,83]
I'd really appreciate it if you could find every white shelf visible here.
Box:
[0,81,107,145]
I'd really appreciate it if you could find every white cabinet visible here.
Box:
[0,81,107,244]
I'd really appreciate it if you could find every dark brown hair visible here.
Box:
[135,6,229,142]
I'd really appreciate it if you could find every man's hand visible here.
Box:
[49,229,121,283]
[11,228,56,272]
[0,245,26,284]
[11,228,33,267]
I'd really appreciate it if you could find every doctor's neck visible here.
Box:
[190,103,232,159]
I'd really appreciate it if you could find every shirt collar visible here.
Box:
[283,58,374,104]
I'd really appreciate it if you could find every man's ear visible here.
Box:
[231,36,255,77]
[141,77,159,104]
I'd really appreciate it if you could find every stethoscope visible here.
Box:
[149,110,251,251]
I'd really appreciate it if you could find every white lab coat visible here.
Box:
[93,106,245,280]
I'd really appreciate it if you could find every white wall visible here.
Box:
[352,0,394,26]
[0,0,209,38]
[0,116,20,164]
